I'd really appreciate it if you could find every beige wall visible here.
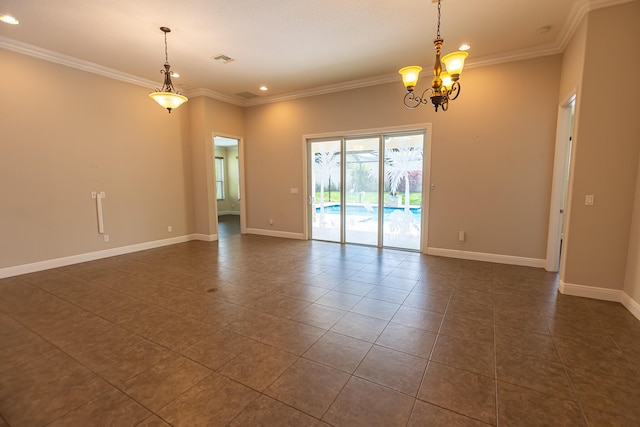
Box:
[188,96,244,237]
[0,48,193,269]
[243,55,561,259]
[563,1,640,290]
[557,18,586,102]
[5,1,637,312]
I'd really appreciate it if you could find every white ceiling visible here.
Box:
[0,0,631,106]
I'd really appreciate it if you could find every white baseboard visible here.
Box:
[246,228,304,240]
[621,293,640,321]
[426,247,546,268]
[193,234,218,242]
[559,281,640,321]
[0,235,198,279]
[559,280,623,302]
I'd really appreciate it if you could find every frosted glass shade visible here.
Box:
[440,71,453,91]
[399,66,422,90]
[149,92,188,112]
[442,51,468,77]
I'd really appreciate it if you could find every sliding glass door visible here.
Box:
[310,140,341,242]
[309,131,425,250]
[345,138,380,246]
[382,134,424,250]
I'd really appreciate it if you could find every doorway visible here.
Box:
[308,130,427,251]
[545,94,576,271]
[213,135,243,238]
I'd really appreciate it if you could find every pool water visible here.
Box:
[316,204,421,216]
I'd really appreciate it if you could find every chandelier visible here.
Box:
[398,0,468,112]
[149,27,188,113]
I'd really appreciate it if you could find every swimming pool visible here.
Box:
[316,203,421,216]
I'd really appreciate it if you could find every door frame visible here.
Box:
[302,123,432,252]
[545,90,577,272]
[212,133,247,235]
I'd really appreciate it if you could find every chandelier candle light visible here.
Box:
[399,0,468,112]
[149,27,188,113]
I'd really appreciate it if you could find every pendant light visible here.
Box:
[149,27,188,113]
[398,0,468,112]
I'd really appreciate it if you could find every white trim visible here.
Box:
[243,74,399,106]
[420,126,433,254]
[426,247,546,268]
[559,281,640,321]
[184,88,244,106]
[246,228,304,240]
[0,235,197,279]
[559,280,623,301]
[621,293,640,321]
[302,137,310,240]
[193,234,218,242]
[0,36,158,90]
[303,124,433,141]
[545,91,577,272]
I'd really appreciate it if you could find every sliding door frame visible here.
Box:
[302,123,432,253]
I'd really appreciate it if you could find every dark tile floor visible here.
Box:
[1,235,639,426]
[218,215,241,238]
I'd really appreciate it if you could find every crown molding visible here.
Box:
[2,0,633,108]
[0,35,159,90]
[242,74,400,107]
[185,88,245,106]
[556,0,635,52]
[241,0,634,107]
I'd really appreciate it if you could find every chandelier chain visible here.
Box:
[436,0,441,39]
[164,32,169,64]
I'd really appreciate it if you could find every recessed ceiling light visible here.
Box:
[459,44,470,51]
[0,14,19,25]
[259,86,268,91]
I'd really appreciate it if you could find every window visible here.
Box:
[215,157,225,200]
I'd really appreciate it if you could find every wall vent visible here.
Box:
[235,91,258,99]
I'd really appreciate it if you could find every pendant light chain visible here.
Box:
[164,31,169,64]
[436,0,442,39]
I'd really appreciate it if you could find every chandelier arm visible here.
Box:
[403,89,432,109]
[441,97,449,111]
[449,81,461,101]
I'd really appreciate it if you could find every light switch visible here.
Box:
[585,195,594,206]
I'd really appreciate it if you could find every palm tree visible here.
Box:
[313,143,340,215]
[384,144,423,211]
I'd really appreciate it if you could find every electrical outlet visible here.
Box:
[269,219,274,225]
[167,226,173,232]
[103,234,110,242]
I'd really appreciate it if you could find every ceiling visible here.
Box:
[0,0,630,106]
